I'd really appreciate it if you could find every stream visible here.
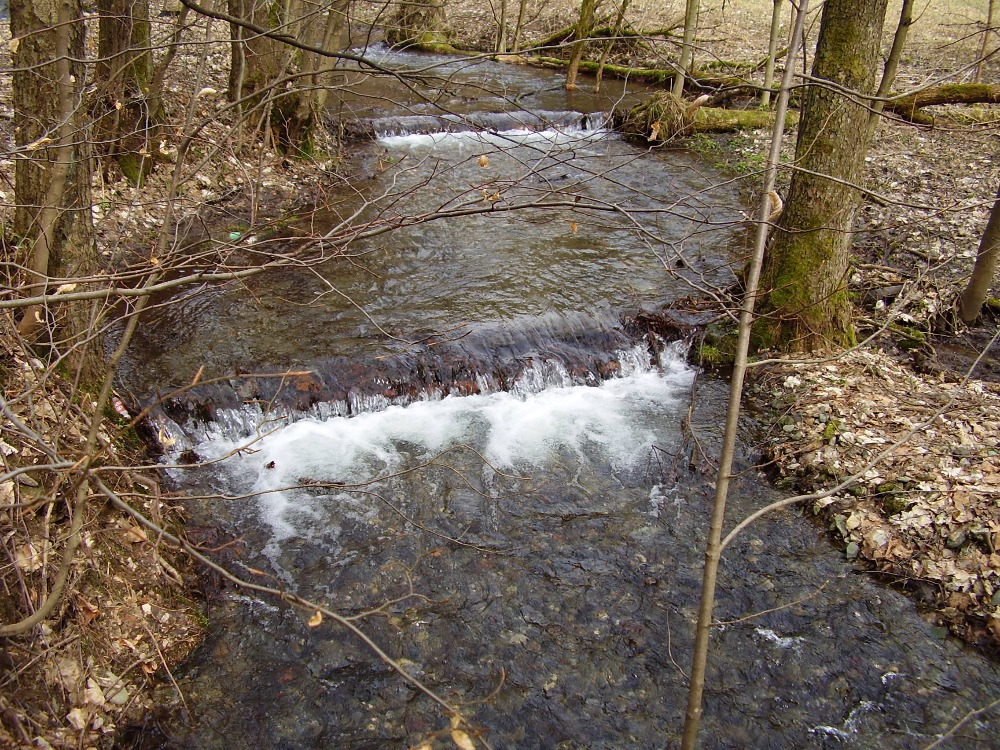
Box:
[121,48,1000,749]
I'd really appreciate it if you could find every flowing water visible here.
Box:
[122,50,1000,749]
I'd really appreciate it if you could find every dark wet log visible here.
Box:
[885,84,1000,125]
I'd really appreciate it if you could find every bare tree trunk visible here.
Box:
[147,4,191,135]
[976,0,997,83]
[226,0,327,152]
[671,0,699,97]
[759,0,783,107]
[959,180,1000,323]
[868,0,914,131]
[512,0,528,52]
[679,5,810,748]
[755,0,889,352]
[594,0,629,93]
[566,0,598,90]
[312,0,351,111]
[497,0,509,53]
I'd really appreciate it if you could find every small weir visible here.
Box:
[123,51,1000,750]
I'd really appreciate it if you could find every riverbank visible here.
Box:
[2,1,999,747]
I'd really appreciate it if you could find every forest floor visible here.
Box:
[2,0,1000,747]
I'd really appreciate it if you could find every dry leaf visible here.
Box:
[84,678,106,707]
[25,136,53,151]
[66,707,90,731]
[15,541,47,572]
[307,610,323,627]
[450,729,475,750]
[122,523,148,544]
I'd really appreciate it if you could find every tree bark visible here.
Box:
[867,0,913,133]
[511,0,528,52]
[594,0,629,93]
[386,0,447,46]
[227,0,328,152]
[755,0,889,352]
[976,0,997,83]
[672,0,699,96]
[566,0,598,90]
[11,0,100,378]
[94,0,154,184]
[759,0,783,107]
[959,180,1000,323]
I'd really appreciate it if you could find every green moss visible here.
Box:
[754,229,856,352]
[821,418,842,442]
[118,151,152,187]
[699,322,739,368]
[888,322,926,349]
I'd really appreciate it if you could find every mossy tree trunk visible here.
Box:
[754,0,889,352]
[385,0,447,46]
[11,0,101,379]
[228,0,334,153]
[94,0,154,184]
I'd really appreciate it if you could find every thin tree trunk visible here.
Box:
[312,0,350,111]
[679,6,810,748]
[976,0,997,83]
[147,4,190,128]
[595,0,629,93]
[512,0,528,52]
[759,0,783,107]
[94,0,154,183]
[959,181,1000,323]
[671,0,699,97]
[566,0,598,90]
[868,0,914,132]
[497,0,509,53]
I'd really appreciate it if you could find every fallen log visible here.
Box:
[614,92,798,139]
[514,55,749,91]
[885,83,1000,125]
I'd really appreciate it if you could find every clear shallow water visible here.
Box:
[123,53,1000,750]
[122,120,744,397]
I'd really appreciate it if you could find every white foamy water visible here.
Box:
[179,345,695,541]
[377,125,610,150]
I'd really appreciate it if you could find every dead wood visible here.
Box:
[885,83,1000,124]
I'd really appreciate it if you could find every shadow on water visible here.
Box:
[119,51,1000,749]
